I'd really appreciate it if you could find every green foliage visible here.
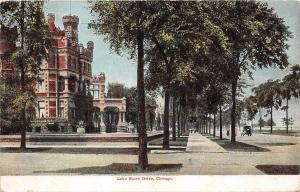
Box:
[266,118,276,127]
[0,74,36,134]
[89,0,292,156]
[281,64,300,99]
[73,92,94,133]
[258,118,266,127]
[252,79,282,110]
[1,1,51,74]
[281,117,294,126]
[243,96,258,121]
[107,83,127,98]
[0,1,50,143]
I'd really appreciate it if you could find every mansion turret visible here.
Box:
[37,14,93,120]
[0,13,126,133]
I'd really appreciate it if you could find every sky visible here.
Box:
[45,1,300,127]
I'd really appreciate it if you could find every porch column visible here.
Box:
[119,112,122,123]
[100,112,106,133]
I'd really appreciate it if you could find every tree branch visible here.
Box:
[152,36,169,66]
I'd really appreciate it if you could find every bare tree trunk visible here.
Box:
[177,103,181,138]
[20,1,26,150]
[270,105,273,134]
[182,112,186,135]
[286,97,289,134]
[231,77,237,143]
[206,114,208,133]
[219,104,223,140]
[163,90,170,149]
[208,115,211,134]
[213,112,216,137]
[137,29,148,169]
[202,119,205,133]
[172,92,176,141]
[259,108,262,133]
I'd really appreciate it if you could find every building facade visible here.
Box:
[0,13,127,133]
[0,26,16,74]
[90,73,127,133]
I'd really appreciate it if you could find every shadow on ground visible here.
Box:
[0,147,140,154]
[256,165,300,175]
[0,147,185,154]
[34,163,183,174]
[254,142,296,146]
[204,135,270,152]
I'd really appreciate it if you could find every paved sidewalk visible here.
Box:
[186,133,226,153]
[1,133,299,175]
[179,133,264,174]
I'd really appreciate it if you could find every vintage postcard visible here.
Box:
[0,0,299,191]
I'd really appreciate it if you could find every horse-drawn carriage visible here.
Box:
[241,126,252,136]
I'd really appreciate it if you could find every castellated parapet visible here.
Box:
[47,13,55,23]
[62,15,79,30]
[92,72,105,82]
[1,13,127,134]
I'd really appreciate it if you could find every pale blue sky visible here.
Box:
[45,1,300,126]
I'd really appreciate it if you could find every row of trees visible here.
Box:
[0,1,295,171]
[88,1,291,169]
[244,65,300,134]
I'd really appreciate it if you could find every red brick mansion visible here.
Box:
[0,13,127,133]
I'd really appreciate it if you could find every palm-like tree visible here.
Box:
[280,65,300,133]
[253,79,282,134]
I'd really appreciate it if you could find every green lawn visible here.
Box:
[148,136,188,147]
[204,134,270,152]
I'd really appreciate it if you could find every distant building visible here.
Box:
[0,13,126,133]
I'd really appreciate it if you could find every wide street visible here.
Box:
[0,133,299,175]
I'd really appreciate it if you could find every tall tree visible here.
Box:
[280,65,300,133]
[0,1,51,149]
[253,80,282,134]
[218,1,291,142]
[89,1,156,169]
[145,1,230,148]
